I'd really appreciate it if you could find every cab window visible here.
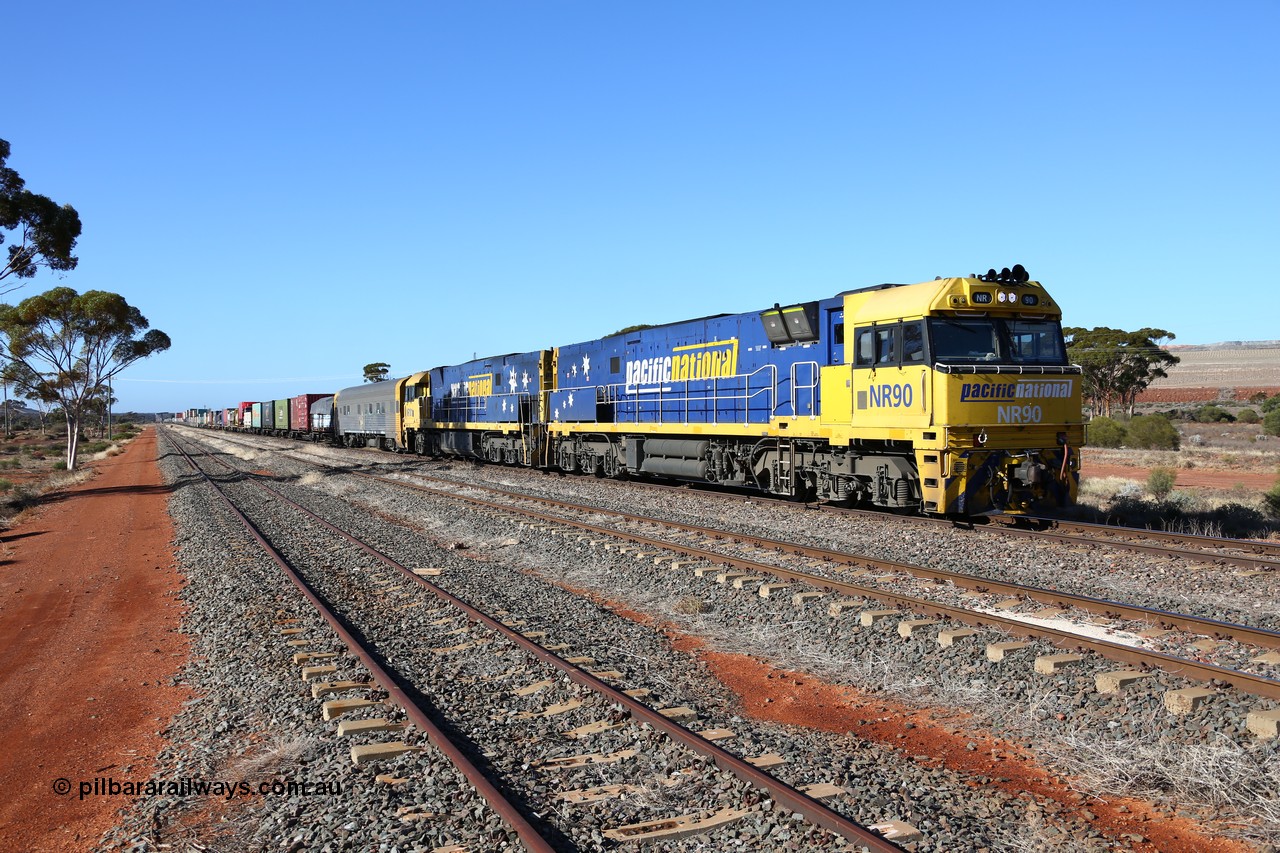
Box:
[854,328,875,366]
[902,322,925,362]
[875,327,896,363]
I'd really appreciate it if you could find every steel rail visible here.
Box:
[370,472,1280,702]
[1004,514,1280,559]
[173,430,908,852]
[183,424,1280,568]
[169,436,560,853]
[818,504,1280,572]
[381,472,1280,652]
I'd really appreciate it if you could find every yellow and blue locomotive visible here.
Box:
[216,266,1083,516]
[386,266,1083,515]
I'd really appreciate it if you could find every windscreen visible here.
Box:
[928,317,1067,365]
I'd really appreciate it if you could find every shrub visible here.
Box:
[1238,408,1260,424]
[1147,467,1177,499]
[52,460,67,470]
[1263,395,1280,414]
[1192,405,1235,423]
[1265,409,1280,437]
[1087,416,1127,448]
[81,441,112,454]
[0,479,11,493]
[1126,414,1180,450]
[1265,481,1280,519]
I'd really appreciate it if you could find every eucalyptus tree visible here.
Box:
[1064,326,1179,417]
[0,139,81,293]
[0,288,170,468]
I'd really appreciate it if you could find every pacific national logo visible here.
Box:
[959,380,1073,402]
[626,339,739,386]
[464,374,494,397]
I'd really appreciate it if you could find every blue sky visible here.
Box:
[5,2,1276,413]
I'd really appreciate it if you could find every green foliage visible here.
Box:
[0,478,11,492]
[52,460,66,470]
[1192,404,1235,423]
[1264,408,1280,437]
[1063,326,1179,416]
[82,440,111,454]
[1262,395,1280,414]
[1238,408,1260,424]
[362,362,390,383]
[1087,416,1127,448]
[609,324,656,337]
[0,287,170,471]
[1249,391,1270,405]
[0,139,82,289]
[1125,413,1180,450]
[1147,467,1177,499]
[1265,481,1280,519]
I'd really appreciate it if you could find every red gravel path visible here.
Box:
[0,429,189,852]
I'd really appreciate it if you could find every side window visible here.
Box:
[854,328,875,366]
[833,323,844,345]
[876,327,897,364]
[902,322,925,363]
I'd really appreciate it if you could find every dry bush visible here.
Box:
[674,595,710,615]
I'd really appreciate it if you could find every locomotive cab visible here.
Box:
[833,269,1084,515]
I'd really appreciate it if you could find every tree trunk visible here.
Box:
[65,417,80,471]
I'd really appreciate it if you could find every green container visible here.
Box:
[273,398,290,430]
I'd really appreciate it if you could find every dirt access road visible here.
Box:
[0,429,188,853]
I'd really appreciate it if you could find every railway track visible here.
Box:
[179,427,1280,698]
[193,424,1280,570]
[167,429,913,851]
[368,468,1280,700]
[624,480,1280,572]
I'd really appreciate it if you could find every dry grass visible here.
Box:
[1144,347,1280,390]
[1032,723,1280,842]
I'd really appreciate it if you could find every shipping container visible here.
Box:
[250,402,262,430]
[261,400,276,431]
[273,399,290,432]
[290,394,332,436]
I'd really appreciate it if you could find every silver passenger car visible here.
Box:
[332,380,399,448]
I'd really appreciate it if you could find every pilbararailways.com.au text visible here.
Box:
[54,776,343,801]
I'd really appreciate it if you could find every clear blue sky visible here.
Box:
[6,2,1277,413]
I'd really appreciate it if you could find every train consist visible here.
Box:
[182,267,1085,515]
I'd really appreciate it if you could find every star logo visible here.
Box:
[522,370,530,390]
[554,408,561,420]
[571,365,578,378]
[567,392,575,408]
[582,355,590,379]
[508,369,517,393]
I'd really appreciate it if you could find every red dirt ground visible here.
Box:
[1082,461,1278,491]
[1139,387,1280,404]
[0,428,189,853]
[551,583,1253,853]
